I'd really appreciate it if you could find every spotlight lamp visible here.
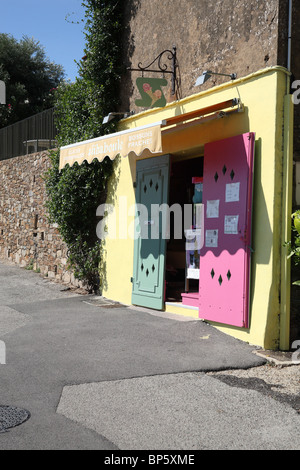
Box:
[195,70,237,87]
[102,111,134,124]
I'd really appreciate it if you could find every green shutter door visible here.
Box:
[132,155,170,310]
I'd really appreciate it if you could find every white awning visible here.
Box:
[59,121,165,170]
[59,99,241,170]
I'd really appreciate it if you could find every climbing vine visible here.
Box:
[285,210,300,286]
[45,0,124,292]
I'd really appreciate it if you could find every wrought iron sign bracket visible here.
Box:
[127,45,177,95]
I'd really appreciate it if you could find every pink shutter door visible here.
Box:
[199,133,255,328]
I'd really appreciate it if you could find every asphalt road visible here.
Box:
[0,261,299,451]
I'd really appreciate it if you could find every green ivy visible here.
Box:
[285,210,300,286]
[45,0,124,292]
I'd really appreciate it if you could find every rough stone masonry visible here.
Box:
[0,150,77,286]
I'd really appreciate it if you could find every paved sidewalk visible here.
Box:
[0,261,299,450]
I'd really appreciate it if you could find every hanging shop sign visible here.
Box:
[135,77,168,108]
[128,46,177,109]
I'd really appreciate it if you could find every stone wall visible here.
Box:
[0,151,76,286]
[278,0,300,167]
[121,0,280,111]
[121,0,299,165]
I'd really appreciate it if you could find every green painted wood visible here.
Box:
[132,155,170,309]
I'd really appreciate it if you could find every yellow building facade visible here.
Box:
[60,66,294,350]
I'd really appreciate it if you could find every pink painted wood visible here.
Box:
[199,133,255,327]
[181,292,198,307]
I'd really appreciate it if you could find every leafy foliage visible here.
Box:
[45,0,124,292]
[285,210,300,286]
[0,34,64,127]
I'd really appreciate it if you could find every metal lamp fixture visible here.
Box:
[102,111,134,124]
[195,70,237,86]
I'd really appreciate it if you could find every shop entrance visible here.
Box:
[132,133,255,329]
[165,156,203,304]
[131,153,202,310]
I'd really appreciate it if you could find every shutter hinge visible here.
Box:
[133,182,137,189]
[130,277,134,283]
